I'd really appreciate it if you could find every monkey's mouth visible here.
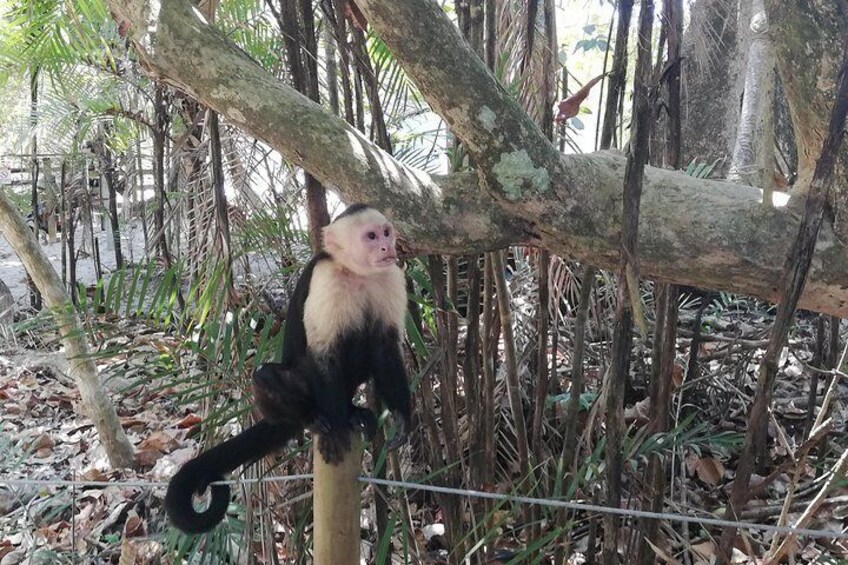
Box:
[377,256,398,266]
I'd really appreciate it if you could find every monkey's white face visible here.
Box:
[323,208,400,277]
[357,219,398,272]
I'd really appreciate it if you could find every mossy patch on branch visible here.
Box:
[492,150,551,200]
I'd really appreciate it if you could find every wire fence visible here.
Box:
[2,474,847,540]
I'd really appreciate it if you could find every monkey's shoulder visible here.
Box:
[302,257,406,350]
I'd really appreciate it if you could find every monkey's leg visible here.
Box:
[255,360,354,464]
[305,355,360,465]
[252,362,316,426]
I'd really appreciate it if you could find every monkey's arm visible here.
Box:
[165,420,297,534]
[279,254,325,367]
[372,326,413,450]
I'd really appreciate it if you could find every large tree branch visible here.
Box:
[108,0,848,318]
[109,1,521,253]
[356,0,570,212]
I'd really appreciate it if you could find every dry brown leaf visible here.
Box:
[700,341,720,353]
[29,432,55,451]
[695,457,725,485]
[690,540,715,560]
[82,467,109,481]
[684,453,699,476]
[671,363,684,389]
[555,73,606,122]
[748,473,767,491]
[625,397,652,424]
[136,448,164,468]
[176,413,203,429]
[137,430,178,452]
[0,540,13,560]
[119,536,138,565]
[345,0,368,30]
[119,417,146,429]
[123,510,145,538]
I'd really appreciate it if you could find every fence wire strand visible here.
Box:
[2,474,847,540]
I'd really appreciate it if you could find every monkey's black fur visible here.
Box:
[165,205,412,534]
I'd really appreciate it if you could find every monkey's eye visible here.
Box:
[384,228,391,237]
[367,231,377,240]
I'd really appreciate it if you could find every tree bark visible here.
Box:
[600,0,633,150]
[765,0,848,236]
[97,124,125,269]
[108,0,848,317]
[0,277,14,326]
[208,110,235,298]
[680,0,744,173]
[727,0,776,194]
[603,2,655,562]
[766,1,847,189]
[152,85,172,265]
[0,190,135,469]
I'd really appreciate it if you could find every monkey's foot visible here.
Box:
[311,416,355,464]
[349,407,378,439]
[314,428,354,465]
[385,410,410,451]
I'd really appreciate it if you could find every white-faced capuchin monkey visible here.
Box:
[165,203,412,534]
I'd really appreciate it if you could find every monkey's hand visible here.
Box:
[312,416,353,465]
[385,410,410,452]
[349,406,378,439]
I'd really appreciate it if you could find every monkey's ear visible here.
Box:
[322,224,342,254]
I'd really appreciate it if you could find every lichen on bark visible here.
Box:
[492,150,551,200]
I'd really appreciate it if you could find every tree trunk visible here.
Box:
[426,255,466,553]
[603,3,654,561]
[28,65,42,311]
[152,85,172,265]
[0,190,135,469]
[208,110,234,300]
[764,1,848,240]
[0,277,14,327]
[727,0,776,195]
[680,0,746,173]
[717,45,848,564]
[96,124,124,269]
[104,133,124,269]
[600,0,633,150]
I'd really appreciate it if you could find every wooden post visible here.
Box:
[313,437,362,565]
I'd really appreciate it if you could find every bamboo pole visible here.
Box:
[313,436,362,565]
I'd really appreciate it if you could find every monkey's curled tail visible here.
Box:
[165,420,298,534]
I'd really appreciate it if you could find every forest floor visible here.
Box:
[1,228,848,563]
[0,226,255,563]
